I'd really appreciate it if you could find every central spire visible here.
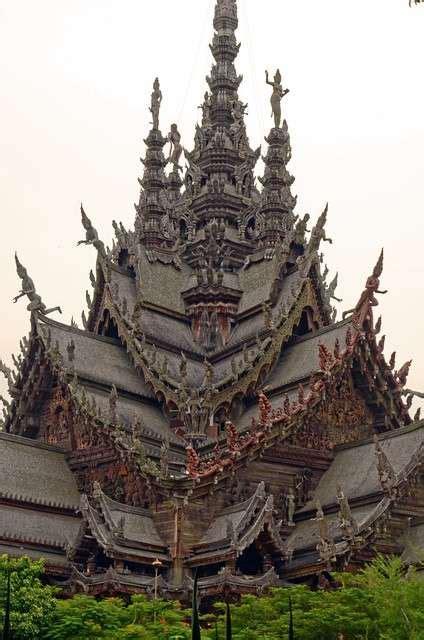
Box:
[206,0,243,128]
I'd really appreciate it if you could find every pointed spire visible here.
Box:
[258,65,296,246]
[207,0,242,127]
[135,78,171,249]
[258,121,297,244]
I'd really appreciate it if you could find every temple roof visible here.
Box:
[286,421,424,565]
[267,319,352,392]
[78,485,169,562]
[300,421,424,510]
[39,316,154,400]
[0,0,419,600]
[0,432,80,509]
[0,503,81,551]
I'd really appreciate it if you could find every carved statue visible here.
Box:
[166,124,183,170]
[77,205,106,258]
[315,501,336,565]
[265,69,289,129]
[336,485,358,539]
[396,360,412,387]
[150,77,162,130]
[109,385,118,424]
[231,98,248,126]
[343,250,387,322]
[307,205,332,256]
[294,214,310,245]
[326,273,342,303]
[199,91,212,127]
[373,435,396,494]
[160,440,170,477]
[179,352,188,380]
[203,359,214,387]
[13,254,62,316]
[286,487,296,527]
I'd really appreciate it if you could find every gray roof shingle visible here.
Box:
[39,317,154,399]
[0,433,80,509]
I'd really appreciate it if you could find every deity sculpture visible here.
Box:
[150,77,162,130]
[343,250,387,321]
[77,205,106,258]
[199,92,212,127]
[307,205,332,256]
[265,69,289,129]
[13,254,61,316]
[294,213,310,245]
[286,487,296,527]
[166,124,183,171]
[231,98,248,126]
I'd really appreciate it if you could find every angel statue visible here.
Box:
[77,204,106,258]
[13,253,61,316]
[150,77,162,130]
[166,123,183,171]
[265,69,289,129]
[198,92,212,127]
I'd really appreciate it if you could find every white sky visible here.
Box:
[1,0,424,407]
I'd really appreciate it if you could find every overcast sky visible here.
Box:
[1,0,423,407]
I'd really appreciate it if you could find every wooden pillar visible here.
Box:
[170,499,185,586]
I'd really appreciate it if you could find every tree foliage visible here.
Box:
[2,555,424,638]
[43,595,191,640]
[203,555,424,639]
[0,555,57,639]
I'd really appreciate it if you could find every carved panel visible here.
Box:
[43,385,74,449]
[290,373,372,450]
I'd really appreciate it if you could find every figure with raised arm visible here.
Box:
[13,254,61,316]
[265,69,289,129]
[77,205,106,258]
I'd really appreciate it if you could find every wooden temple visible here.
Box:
[1,0,424,603]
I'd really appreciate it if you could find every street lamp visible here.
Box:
[152,557,163,600]
[152,558,163,624]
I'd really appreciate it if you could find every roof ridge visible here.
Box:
[100,489,154,518]
[289,317,352,347]
[334,420,424,452]
[0,432,67,453]
[37,314,123,346]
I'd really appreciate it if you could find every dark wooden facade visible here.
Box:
[1,0,423,603]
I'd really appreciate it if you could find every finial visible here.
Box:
[150,77,162,130]
[396,360,413,387]
[265,68,289,129]
[77,205,106,258]
[327,273,342,303]
[13,253,61,316]
[342,248,387,324]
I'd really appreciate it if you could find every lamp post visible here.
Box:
[152,558,163,625]
[2,558,11,640]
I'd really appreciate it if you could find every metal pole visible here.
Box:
[153,567,158,625]
[2,560,11,640]
[152,558,162,625]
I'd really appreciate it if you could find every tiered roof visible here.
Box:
[1,0,423,601]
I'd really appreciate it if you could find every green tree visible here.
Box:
[202,556,424,640]
[0,555,57,640]
[43,594,191,640]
